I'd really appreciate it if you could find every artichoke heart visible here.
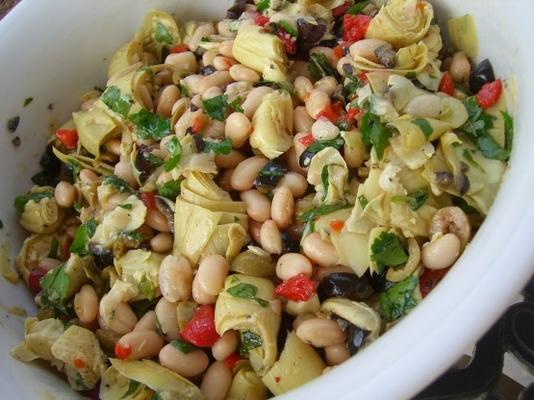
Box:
[100,366,154,400]
[20,196,63,235]
[215,274,280,376]
[107,39,143,79]
[115,249,164,300]
[227,365,267,400]
[16,234,57,283]
[110,359,203,400]
[251,91,294,159]
[73,107,120,158]
[135,10,181,60]
[307,147,348,205]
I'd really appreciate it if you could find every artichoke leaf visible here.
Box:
[100,366,154,400]
[201,223,247,262]
[73,107,121,158]
[353,42,430,76]
[227,364,267,400]
[52,146,114,176]
[19,189,63,234]
[307,147,348,205]
[108,40,144,79]
[115,249,164,301]
[135,10,181,60]
[15,234,57,283]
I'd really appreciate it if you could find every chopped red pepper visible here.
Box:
[298,133,315,147]
[276,29,297,55]
[346,107,363,120]
[357,72,369,85]
[181,305,220,347]
[274,273,316,302]
[476,79,503,109]
[343,14,373,44]
[140,191,156,209]
[223,353,241,369]
[29,267,47,295]
[191,115,206,134]
[73,357,86,369]
[419,268,450,297]
[55,128,78,150]
[316,104,337,122]
[329,219,345,232]
[255,14,270,27]
[114,342,132,360]
[275,376,281,384]
[438,73,455,96]
[170,44,189,54]
[332,2,351,18]
[333,45,345,58]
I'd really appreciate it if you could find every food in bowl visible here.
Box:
[8,0,513,398]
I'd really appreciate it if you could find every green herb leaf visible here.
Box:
[23,97,33,107]
[239,331,263,357]
[138,275,157,300]
[165,136,183,172]
[203,95,229,121]
[253,80,293,94]
[129,109,171,140]
[361,112,392,160]
[101,86,133,118]
[170,339,197,354]
[121,231,141,242]
[308,52,340,81]
[412,118,433,139]
[344,75,363,99]
[303,136,345,160]
[143,152,165,167]
[14,190,54,213]
[121,380,141,399]
[297,203,352,238]
[151,393,163,400]
[451,196,479,215]
[40,264,73,316]
[379,276,419,322]
[228,96,244,113]
[462,149,484,172]
[118,203,133,210]
[279,20,297,37]
[502,111,514,154]
[158,180,182,200]
[256,0,270,11]
[48,237,59,259]
[321,165,329,202]
[227,283,268,307]
[391,190,428,211]
[103,175,131,193]
[347,0,369,15]
[203,138,232,155]
[358,195,369,209]
[154,22,173,44]
[370,231,408,273]
[70,218,97,256]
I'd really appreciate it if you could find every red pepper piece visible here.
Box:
[114,342,132,360]
[73,357,86,369]
[298,133,315,147]
[276,29,297,54]
[181,304,220,347]
[55,128,78,150]
[476,79,503,109]
[343,14,373,44]
[223,353,241,369]
[332,2,351,18]
[255,14,270,27]
[274,273,316,302]
[329,219,345,232]
[140,191,156,210]
[439,73,455,96]
[316,104,337,122]
[29,267,47,295]
[333,45,345,58]
[170,44,189,54]
[419,268,450,297]
[346,107,363,120]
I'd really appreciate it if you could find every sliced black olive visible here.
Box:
[254,161,287,189]
[193,47,206,59]
[346,324,370,356]
[318,38,338,48]
[299,149,315,168]
[435,171,453,186]
[277,312,295,354]
[280,231,299,254]
[89,243,114,269]
[193,134,205,152]
[200,65,217,76]
[342,63,354,75]
[227,0,248,19]
[374,44,396,69]
[366,270,394,292]
[469,59,495,94]
[40,144,61,172]
[155,196,175,233]
[456,164,470,196]
[317,272,374,302]
[134,145,159,183]
[296,19,327,58]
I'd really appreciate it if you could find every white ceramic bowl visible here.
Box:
[1,1,533,399]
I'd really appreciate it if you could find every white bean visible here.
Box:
[305,89,331,119]
[200,361,233,400]
[165,52,198,73]
[294,106,314,133]
[231,156,269,191]
[295,76,313,102]
[225,112,252,148]
[202,48,219,66]
[155,298,180,340]
[159,255,193,303]
[229,64,260,82]
[296,318,346,347]
[73,284,98,324]
[276,253,312,281]
[54,181,76,208]
[260,220,282,255]
[213,56,237,71]
[215,150,245,169]
[242,87,274,118]
[116,330,164,361]
[218,40,234,58]
[212,330,238,361]
[311,118,340,141]
[133,311,157,332]
[314,76,338,96]
[198,71,232,94]
[241,190,271,222]
[159,343,209,377]
[422,233,462,270]
[192,255,229,304]
[325,343,351,366]
[271,186,294,229]
[157,85,181,118]
[449,52,471,83]
[150,232,174,253]
[302,232,339,268]
[145,208,170,232]
[276,172,308,198]
[202,86,224,100]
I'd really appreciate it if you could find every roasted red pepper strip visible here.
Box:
[55,128,78,150]
[329,219,345,232]
[438,73,455,96]
[277,29,297,54]
[29,267,47,295]
[181,304,220,347]
[333,45,345,58]
[476,79,503,109]
[343,14,373,44]
[419,268,450,297]
[346,107,363,120]
[316,104,338,122]
[255,14,270,27]
[114,342,132,360]
[223,352,241,369]
[332,2,351,18]
[298,133,315,147]
[274,273,316,302]
[170,44,189,54]
[140,191,156,210]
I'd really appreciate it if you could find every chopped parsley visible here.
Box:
[40,264,71,316]
[256,0,270,11]
[203,138,232,155]
[14,189,54,213]
[154,22,173,44]
[379,276,419,322]
[361,112,392,160]
[129,108,171,140]
[321,165,329,202]
[48,237,59,259]
[297,203,352,237]
[101,86,133,118]
[370,231,408,273]
[70,218,97,256]
[358,195,369,209]
[228,96,244,113]
[227,283,268,307]
[158,179,182,200]
[279,20,297,37]
[23,97,33,107]
[203,95,242,121]
[170,339,197,354]
[118,203,133,210]
[239,331,263,357]
[164,136,183,172]
[102,175,131,193]
[121,380,141,399]
[143,152,165,167]
[412,118,433,139]
[344,75,363,99]
[308,52,340,81]
[390,190,428,211]
[347,0,369,14]
[300,136,344,168]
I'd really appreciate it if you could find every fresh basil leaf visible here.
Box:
[48,237,59,259]
[40,264,69,298]
[412,118,433,139]
[164,137,183,172]
[308,52,340,81]
[256,0,270,11]
[203,138,232,155]
[361,112,392,160]
[239,330,263,357]
[31,170,58,187]
[370,231,408,273]
[321,165,329,202]
[103,175,131,193]
[228,96,244,113]
[347,0,369,15]
[118,203,133,210]
[129,109,171,140]
[344,75,363,99]
[502,111,514,154]
[154,22,173,44]
[70,218,97,256]
[14,190,54,213]
[391,190,428,211]
[297,203,351,238]
[379,276,418,322]
[358,195,369,209]
[227,283,268,307]
[121,380,141,399]
[170,339,197,354]
[462,149,484,172]
[101,86,133,118]
[158,180,182,199]
[203,95,228,121]
[300,136,344,167]
[279,20,297,37]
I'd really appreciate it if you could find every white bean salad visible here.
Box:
[9,0,513,398]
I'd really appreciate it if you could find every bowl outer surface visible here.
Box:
[0,1,533,399]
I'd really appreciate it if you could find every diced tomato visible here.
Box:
[332,101,344,115]
[140,191,156,209]
[29,267,47,295]
[419,268,450,297]
[274,273,316,302]
[476,79,502,109]
[298,133,315,147]
[329,219,345,232]
[316,104,337,122]
[170,44,189,54]
[255,14,270,27]
[55,129,78,150]
[277,29,297,55]
[73,358,86,369]
[357,72,369,85]
[223,353,241,369]
[114,342,132,360]
[346,107,363,120]
[181,304,220,347]
[438,73,455,96]
[332,2,351,18]
[191,115,206,134]
[343,14,373,44]
[333,45,345,58]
